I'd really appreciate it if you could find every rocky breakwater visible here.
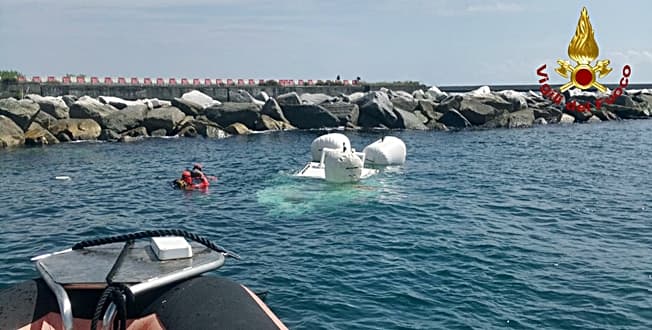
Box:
[1,86,651,149]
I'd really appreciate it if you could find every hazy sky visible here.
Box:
[1,0,650,86]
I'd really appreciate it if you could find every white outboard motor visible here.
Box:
[310,133,351,162]
[363,136,407,166]
[323,148,363,183]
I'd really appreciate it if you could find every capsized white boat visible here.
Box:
[295,133,406,183]
[296,147,379,182]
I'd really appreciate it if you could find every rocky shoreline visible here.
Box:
[1,86,651,148]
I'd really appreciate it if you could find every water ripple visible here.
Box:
[0,122,651,329]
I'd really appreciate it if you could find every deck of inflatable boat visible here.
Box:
[0,276,286,330]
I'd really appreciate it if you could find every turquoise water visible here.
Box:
[1,122,651,329]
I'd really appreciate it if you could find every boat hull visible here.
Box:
[0,276,287,330]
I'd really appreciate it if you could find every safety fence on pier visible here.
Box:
[6,76,360,87]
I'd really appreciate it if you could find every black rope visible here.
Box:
[71,229,240,259]
[90,241,134,330]
[90,285,129,330]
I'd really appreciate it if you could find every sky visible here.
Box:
[0,0,650,86]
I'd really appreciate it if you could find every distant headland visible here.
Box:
[0,76,650,149]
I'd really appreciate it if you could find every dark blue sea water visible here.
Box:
[1,121,651,329]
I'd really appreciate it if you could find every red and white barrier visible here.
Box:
[14,75,359,86]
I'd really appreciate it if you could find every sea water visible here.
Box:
[0,121,650,329]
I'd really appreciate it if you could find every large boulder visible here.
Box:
[605,104,650,119]
[261,98,289,123]
[467,85,491,97]
[527,91,547,103]
[533,107,562,123]
[143,98,171,109]
[413,111,429,124]
[300,93,336,105]
[389,92,417,112]
[633,93,652,107]
[394,108,428,130]
[24,122,59,146]
[172,98,204,116]
[276,92,302,106]
[412,89,426,100]
[586,115,602,124]
[26,94,69,119]
[103,105,149,133]
[566,107,593,122]
[98,96,145,110]
[497,90,528,111]
[357,91,398,128]
[440,109,471,128]
[142,106,186,134]
[62,95,78,108]
[346,92,366,104]
[435,95,463,113]
[559,113,575,124]
[534,117,548,125]
[0,115,25,148]
[205,102,261,129]
[224,122,251,135]
[507,109,535,128]
[255,91,270,102]
[69,96,118,126]
[256,114,296,131]
[474,94,514,112]
[321,102,359,125]
[426,121,449,131]
[282,104,340,129]
[0,98,40,131]
[484,109,535,129]
[415,100,440,121]
[592,109,618,121]
[459,99,498,125]
[230,89,262,105]
[426,86,448,101]
[33,110,57,130]
[99,129,121,141]
[50,118,102,140]
[181,90,221,109]
[121,127,149,139]
[613,95,635,107]
[176,125,199,138]
[191,118,229,138]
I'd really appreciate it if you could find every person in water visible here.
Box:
[174,168,209,190]
[191,170,209,189]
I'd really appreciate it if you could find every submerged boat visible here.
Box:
[295,133,406,183]
[0,230,287,330]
